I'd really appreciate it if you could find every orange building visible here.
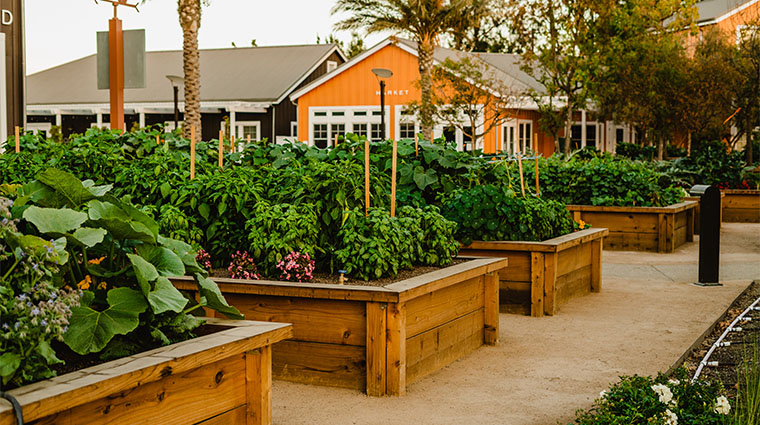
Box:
[290,37,628,156]
[684,0,760,50]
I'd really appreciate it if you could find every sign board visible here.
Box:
[97,29,146,90]
[0,0,24,140]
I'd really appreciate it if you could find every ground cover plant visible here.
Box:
[0,169,241,389]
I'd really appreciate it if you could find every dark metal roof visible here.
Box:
[27,44,341,105]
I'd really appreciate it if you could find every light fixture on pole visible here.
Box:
[371,68,393,141]
[166,75,184,131]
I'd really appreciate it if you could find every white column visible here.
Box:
[96,112,103,128]
[230,110,237,138]
[581,110,587,148]
[139,111,145,129]
[55,112,62,127]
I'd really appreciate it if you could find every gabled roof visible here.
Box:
[27,44,346,106]
[694,0,757,25]
[290,37,545,101]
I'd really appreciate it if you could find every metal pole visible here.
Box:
[380,80,386,141]
[173,85,179,130]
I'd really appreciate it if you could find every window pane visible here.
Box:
[314,111,327,117]
[371,124,383,142]
[354,111,367,116]
[242,125,257,140]
[331,124,346,143]
[332,111,345,116]
[586,125,597,148]
[400,122,415,139]
[443,126,456,144]
[616,128,624,143]
[353,123,368,137]
[313,124,328,148]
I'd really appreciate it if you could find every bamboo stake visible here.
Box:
[14,126,19,153]
[534,133,539,196]
[414,133,419,156]
[156,134,160,145]
[230,134,235,153]
[517,153,525,197]
[247,134,251,146]
[190,126,196,180]
[218,130,224,169]
[334,133,339,148]
[390,139,397,217]
[365,138,370,216]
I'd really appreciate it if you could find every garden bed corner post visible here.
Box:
[246,346,273,425]
[366,302,387,397]
[484,272,499,345]
[386,302,406,396]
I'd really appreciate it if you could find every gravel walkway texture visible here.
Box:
[272,223,760,425]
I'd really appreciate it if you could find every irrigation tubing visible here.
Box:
[0,388,24,425]
[692,295,760,382]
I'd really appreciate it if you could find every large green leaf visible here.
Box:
[136,245,185,277]
[127,253,158,296]
[70,227,107,248]
[158,236,207,277]
[195,274,243,319]
[23,206,87,234]
[0,352,21,384]
[413,167,439,190]
[63,287,148,355]
[37,168,97,208]
[87,200,156,243]
[148,277,188,314]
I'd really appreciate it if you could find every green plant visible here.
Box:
[442,185,574,245]
[227,251,260,280]
[245,202,321,276]
[10,169,241,360]
[398,205,459,266]
[335,208,417,280]
[276,251,315,283]
[730,338,760,425]
[572,368,730,425]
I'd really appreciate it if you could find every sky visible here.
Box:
[24,0,388,75]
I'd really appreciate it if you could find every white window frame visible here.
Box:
[290,121,298,138]
[430,105,485,151]
[326,60,338,72]
[233,120,261,142]
[91,122,111,129]
[308,106,390,146]
[501,119,517,154]
[26,122,52,137]
[394,106,419,141]
[570,121,599,150]
[515,120,533,154]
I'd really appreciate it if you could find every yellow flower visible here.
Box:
[77,275,92,290]
[97,281,108,290]
[578,219,586,228]
[88,256,106,265]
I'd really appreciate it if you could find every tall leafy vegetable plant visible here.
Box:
[11,169,241,358]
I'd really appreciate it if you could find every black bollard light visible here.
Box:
[690,185,722,286]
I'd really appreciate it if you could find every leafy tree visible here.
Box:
[448,0,517,53]
[332,0,485,142]
[732,19,760,163]
[410,56,516,150]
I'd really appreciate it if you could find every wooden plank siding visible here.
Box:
[0,321,293,425]
[721,190,760,223]
[459,228,608,317]
[170,258,507,396]
[566,202,697,253]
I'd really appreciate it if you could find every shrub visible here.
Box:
[227,251,260,280]
[276,251,315,283]
[335,208,417,280]
[441,185,574,245]
[245,202,321,276]
[398,205,459,266]
[572,368,729,425]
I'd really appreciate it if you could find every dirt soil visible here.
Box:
[271,223,760,425]
[211,259,467,287]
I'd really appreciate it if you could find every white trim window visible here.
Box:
[309,106,389,146]
[570,122,598,150]
[501,120,516,154]
[26,122,52,137]
[326,60,338,72]
[234,121,260,141]
[517,120,532,153]
[290,121,298,138]
[313,123,328,148]
[395,107,419,140]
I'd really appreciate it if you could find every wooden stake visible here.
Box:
[218,130,224,169]
[231,134,235,153]
[156,134,160,145]
[534,134,539,196]
[190,126,196,180]
[14,126,19,153]
[414,133,419,156]
[517,153,525,197]
[365,138,370,216]
[247,134,251,146]
[334,133,339,148]
[390,139,397,217]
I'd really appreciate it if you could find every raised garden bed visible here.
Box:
[459,228,607,317]
[0,320,292,425]
[566,201,697,253]
[721,189,760,223]
[171,258,507,397]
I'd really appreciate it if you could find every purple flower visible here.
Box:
[31,307,40,316]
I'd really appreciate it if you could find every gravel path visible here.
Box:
[272,223,760,425]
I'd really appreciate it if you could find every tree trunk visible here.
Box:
[179,0,202,140]
[657,136,664,160]
[417,38,436,142]
[748,116,754,165]
[563,103,573,154]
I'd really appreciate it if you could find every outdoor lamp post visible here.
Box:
[372,68,393,141]
[166,75,184,131]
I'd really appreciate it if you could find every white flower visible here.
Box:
[668,378,680,386]
[714,396,731,415]
[664,409,678,425]
[652,384,674,405]
[599,390,607,398]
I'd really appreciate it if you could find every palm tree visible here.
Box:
[177,0,203,139]
[333,0,479,142]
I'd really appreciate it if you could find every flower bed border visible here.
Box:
[566,201,697,253]
[721,189,760,223]
[0,319,292,425]
[171,258,507,397]
[459,228,608,317]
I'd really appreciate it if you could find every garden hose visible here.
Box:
[0,387,24,425]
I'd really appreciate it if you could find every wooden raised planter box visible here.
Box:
[721,189,760,223]
[459,228,608,317]
[171,258,507,397]
[566,201,697,253]
[0,319,292,425]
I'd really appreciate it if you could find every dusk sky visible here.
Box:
[25,0,387,75]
